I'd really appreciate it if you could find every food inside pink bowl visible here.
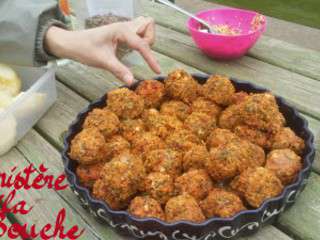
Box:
[187,8,266,60]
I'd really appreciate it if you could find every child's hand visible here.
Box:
[45,17,161,85]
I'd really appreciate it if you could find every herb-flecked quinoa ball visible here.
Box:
[230,167,283,208]
[166,129,201,152]
[160,100,191,121]
[234,125,273,149]
[239,93,286,133]
[144,148,183,178]
[69,127,108,165]
[175,169,213,201]
[164,69,200,104]
[206,143,241,181]
[107,88,144,119]
[206,128,239,149]
[142,108,183,139]
[237,140,266,172]
[128,196,165,220]
[131,132,166,158]
[143,172,175,205]
[94,152,146,210]
[184,111,217,140]
[93,179,124,210]
[76,162,104,188]
[206,139,265,181]
[83,108,120,139]
[266,149,302,185]
[119,118,145,142]
[105,134,130,160]
[271,127,305,154]
[182,145,209,171]
[191,97,221,119]
[201,75,235,106]
[229,91,249,105]
[135,80,165,108]
[200,188,246,218]
[165,194,205,223]
[218,104,242,130]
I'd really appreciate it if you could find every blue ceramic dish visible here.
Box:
[62,74,315,240]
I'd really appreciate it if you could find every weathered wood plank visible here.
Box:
[152,25,320,120]
[249,37,320,82]
[16,129,126,240]
[142,0,320,81]
[0,148,100,240]
[278,173,320,240]
[35,81,88,149]
[0,217,22,240]
[56,61,122,101]
[177,0,320,52]
[308,118,320,175]
[244,226,292,240]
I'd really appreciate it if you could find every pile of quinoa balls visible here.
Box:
[69,69,305,223]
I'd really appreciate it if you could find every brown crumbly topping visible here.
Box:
[191,97,222,118]
[183,145,209,171]
[266,149,302,185]
[131,132,166,158]
[76,162,105,188]
[107,88,144,119]
[143,172,175,205]
[83,108,120,139]
[184,112,217,140]
[166,129,202,152]
[201,75,235,106]
[135,80,165,108]
[69,127,108,164]
[175,169,213,201]
[165,194,205,223]
[272,127,305,155]
[119,118,146,142]
[128,196,165,220]
[234,125,273,149]
[206,128,239,149]
[200,188,246,218]
[233,167,283,208]
[144,149,183,178]
[160,100,191,121]
[164,69,200,103]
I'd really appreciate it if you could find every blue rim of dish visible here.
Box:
[62,73,315,227]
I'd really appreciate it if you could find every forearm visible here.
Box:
[44,26,72,60]
[0,0,66,67]
[44,26,98,64]
[43,26,87,62]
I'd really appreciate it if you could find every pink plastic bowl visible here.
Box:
[187,8,266,60]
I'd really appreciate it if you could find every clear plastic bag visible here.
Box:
[86,0,139,19]
[73,0,141,29]
[72,0,141,58]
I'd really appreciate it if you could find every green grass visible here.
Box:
[206,0,320,29]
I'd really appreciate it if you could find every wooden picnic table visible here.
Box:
[1,0,320,239]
